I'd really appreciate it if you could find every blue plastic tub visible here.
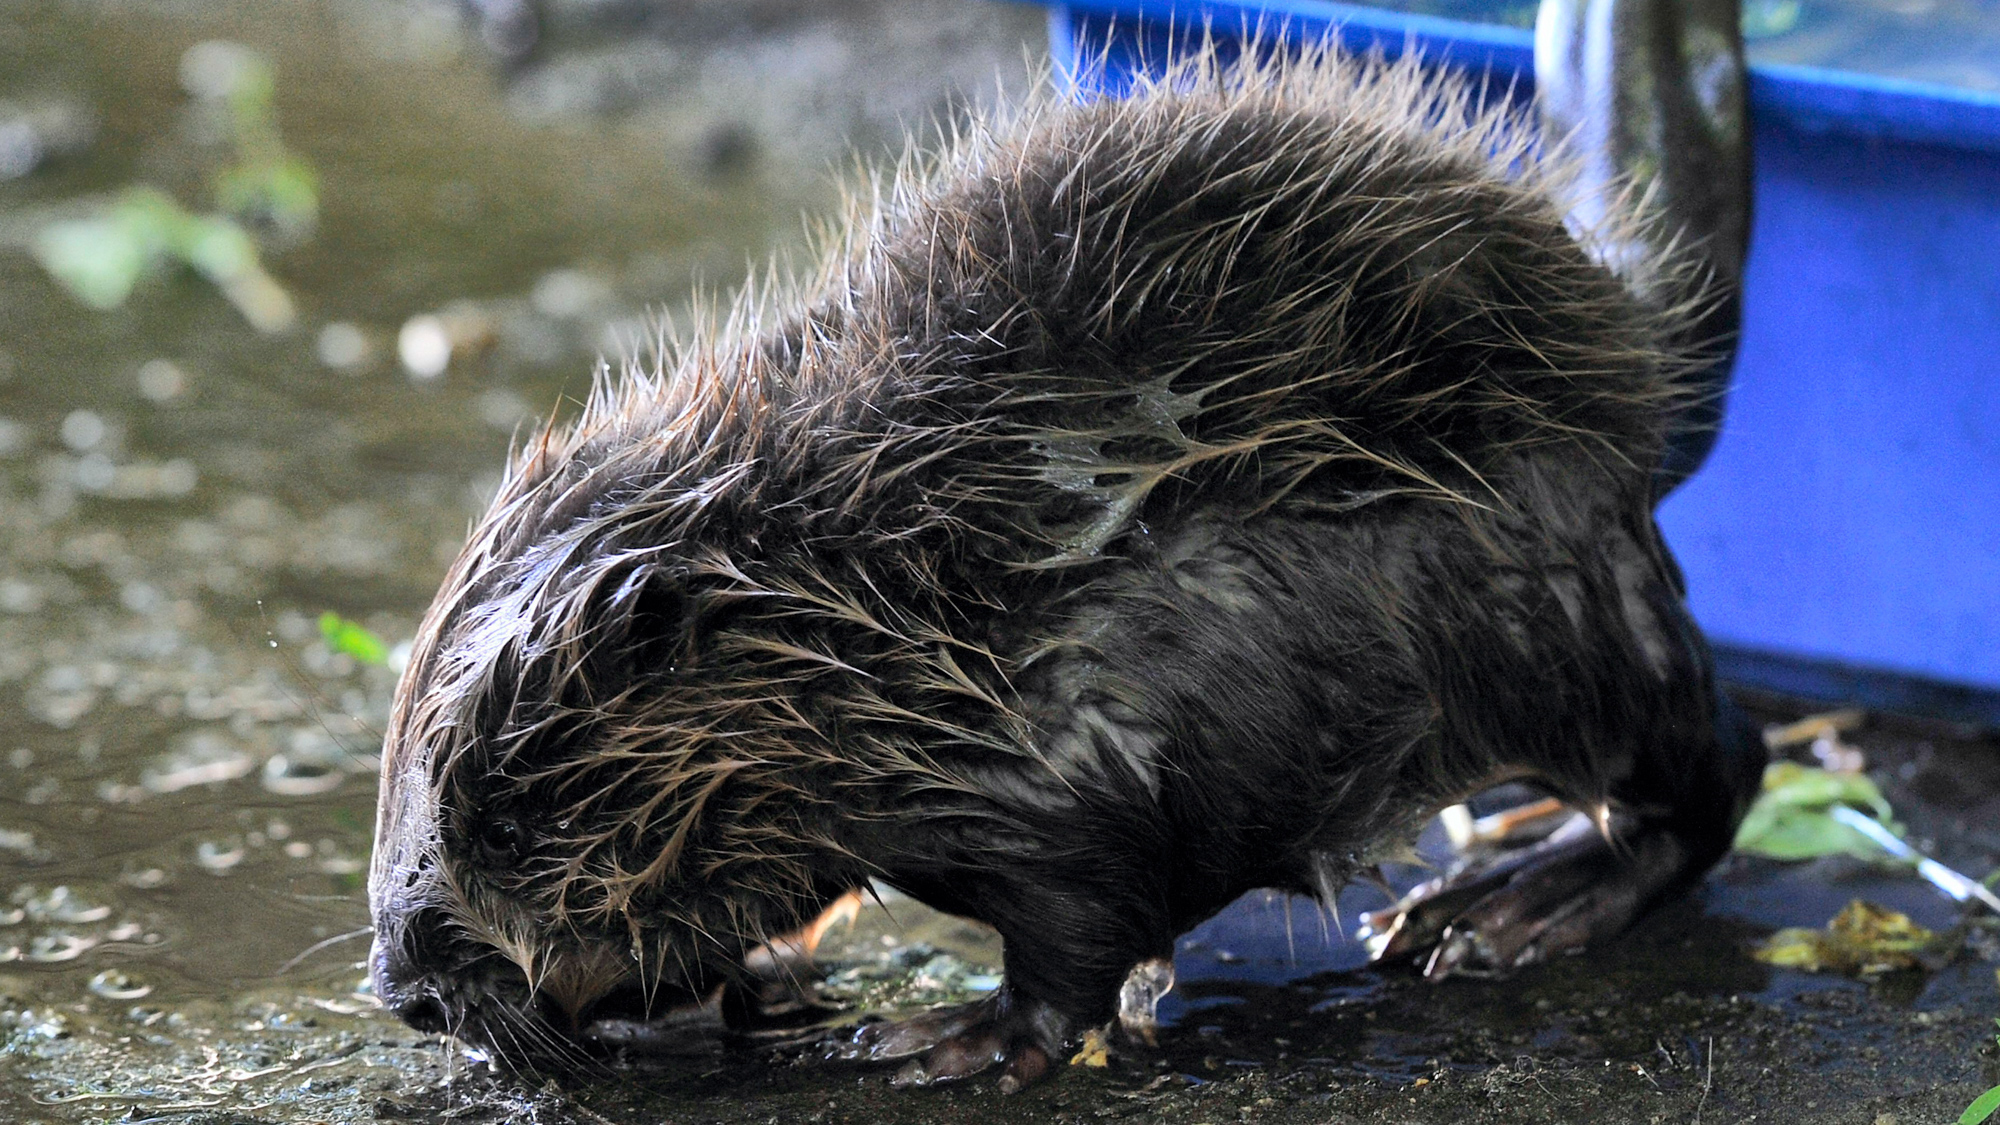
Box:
[1030,0,2000,721]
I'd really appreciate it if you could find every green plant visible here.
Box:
[1966,1081,2000,1123]
[195,40,317,241]
[317,612,389,666]
[1732,761,1906,862]
[29,40,314,333]
[35,186,294,331]
[1963,1019,2000,1125]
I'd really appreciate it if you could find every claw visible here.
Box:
[743,888,865,982]
[824,986,1075,1091]
[996,1044,1052,1093]
[1422,924,1481,980]
[825,1001,991,1063]
[888,1026,1007,1086]
[1116,957,1175,1045]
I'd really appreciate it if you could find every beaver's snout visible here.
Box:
[370,919,582,1062]
[369,906,498,1034]
[371,897,727,1061]
[370,940,452,1033]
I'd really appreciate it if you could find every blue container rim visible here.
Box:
[1049,0,2000,154]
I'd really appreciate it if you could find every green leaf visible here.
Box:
[112,186,203,257]
[1732,762,1908,862]
[166,213,293,333]
[216,155,319,237]
[1733,805,1882,861]
[31,217,148,309]
[318,612,389,666]
[180,214,260,283]
[1962,1084,2000,1125]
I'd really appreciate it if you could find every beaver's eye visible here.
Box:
[475,817,531,868]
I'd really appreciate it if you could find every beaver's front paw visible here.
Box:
[824,986,1075,1092]
[1359,812,1697,979]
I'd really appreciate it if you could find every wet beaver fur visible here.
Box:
[368,46,1766,1087]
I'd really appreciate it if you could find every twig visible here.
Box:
[1830,806,2000,916]
[1691,1035,1714,1125]
[1762,709,1864,749]
[567,1101,622,1125]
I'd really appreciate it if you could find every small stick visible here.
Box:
[1441,797,1571,852]
[1691,1035,1714,1125]
[1762,708,1864,750]
[1830,806,2000,916]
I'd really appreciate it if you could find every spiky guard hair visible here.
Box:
[369,38,1703,1033]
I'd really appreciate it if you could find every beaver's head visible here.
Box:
[366,373,877,1065]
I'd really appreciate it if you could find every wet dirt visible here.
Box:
[0,2,1995,1123]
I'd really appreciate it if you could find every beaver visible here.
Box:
[366,41,1766,1089]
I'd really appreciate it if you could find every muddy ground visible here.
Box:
[9,715,1996,1125]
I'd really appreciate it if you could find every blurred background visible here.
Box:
[0,2,1044,1118]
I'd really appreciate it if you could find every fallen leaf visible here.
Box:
[1753,899,1957,975]
[1732,762,1906,862]
[1069,1027,1111,1068]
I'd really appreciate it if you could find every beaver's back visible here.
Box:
[439,47,1708,854]
[515,51,1694,577]
[748,49,1693,571]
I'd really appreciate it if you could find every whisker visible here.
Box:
[247,598,387,772]
[274,926,374,975]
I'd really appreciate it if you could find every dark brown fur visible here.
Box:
[367,46,1763,1075]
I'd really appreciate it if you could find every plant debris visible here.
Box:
[1069,1027,1112,1067]
[1752,899,1960,976]
[318,612,390,666]
[1732,761,1905,862]
[28,40,312,333]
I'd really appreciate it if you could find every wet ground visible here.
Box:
[0,1,1996,1123]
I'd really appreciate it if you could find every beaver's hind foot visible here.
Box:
[1359,813,1699,979]
[825,986,1072,1092]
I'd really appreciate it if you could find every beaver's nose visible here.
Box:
[370,910,456,1033]
[390,989,452,1033]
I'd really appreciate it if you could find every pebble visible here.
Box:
[315,322,372,370]
[136,359,188,402]
[398,314,452,379]
[195,839,247,872]
[59,410,106,452]
[88,969,152,1000]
